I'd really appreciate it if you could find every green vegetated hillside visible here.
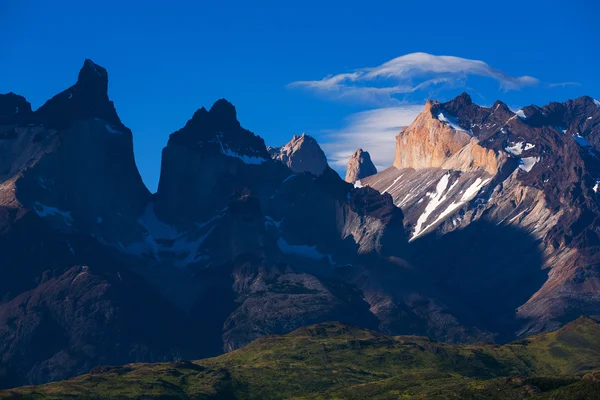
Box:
[3,317,600,399]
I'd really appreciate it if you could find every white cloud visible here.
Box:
[289,52,538,105]
[548,81,581,88]
[320,105,424,172]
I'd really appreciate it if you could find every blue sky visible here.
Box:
[1,0,598,190]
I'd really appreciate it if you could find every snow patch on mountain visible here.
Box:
[519,157,539,172]
[265,216,282,229]
[437,112,472,135]
[277,237,327,260]
[417,177,490,240]
[33,202,74,225]
[214,135,268,165]
[505,142,535,156]
[382,174,404,194]
[412,172,453,240]
[115,204,223,267]
[221,146,268,164]
[105,124,124,135]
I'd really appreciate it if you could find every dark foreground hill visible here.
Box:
[3,317,600,399]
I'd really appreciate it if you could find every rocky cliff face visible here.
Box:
[345,148,377,183]
[0,61,203,388]
[2,61,600,389]
[393,96,504,175]
[268,133,328,176]
[363,92,600,339]
[0,60,151,244]
[154,98,287,227]
[0,60,419,389]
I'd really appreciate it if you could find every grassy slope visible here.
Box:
[2,317,600,399]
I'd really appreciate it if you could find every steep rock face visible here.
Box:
[0,60,150,245]
[0,210,206,389]
[268,133,328,176]
[0,61,437,389]
[0,93,32,125]
[5,60,600,389]
[132,100,420,354]
[154,99,287,226]
[393,97,504,175]
[364,92,600,338]
[345,148,377,183]
[34,59,125,130]
[0,61,185,388]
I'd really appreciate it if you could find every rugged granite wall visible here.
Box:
[0,61,419,389]
[268,133,328,176]
[393,98,503,175]
[2,61,600,389]
[364,92,600,338]
[345,148,377,183]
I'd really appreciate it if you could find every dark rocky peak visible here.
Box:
[490,100,513,118]
[563,96,599,113]
[447,92,473,108]
[345,148,377,183]
[0,93,32,124]
[168,99,269,160]
[180,98,240,134]
[518,104,549,126]
[436,93,516,124]
[520,96,600,131]
[33,59,125,130]
[77,59,109,94]
[550,96,600,127]
[430,92,484,130]
[269,133,328,176]
[209,98,239,130]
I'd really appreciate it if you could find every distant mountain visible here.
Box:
[1,61,600,390]
[0,61,407,388]
[345,148,377,183]
[267,132,328,176]
[4,317,600,399]
[362,92,600,339]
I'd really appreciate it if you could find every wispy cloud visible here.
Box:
[320,105,424,172]
[548,81,581,88]
[289,52,539,105]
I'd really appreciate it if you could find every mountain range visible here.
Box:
[1,60,599,391]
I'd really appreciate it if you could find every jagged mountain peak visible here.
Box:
[33,59,124,130]
[184,98,241,132]
[269,132,328,176]
[492,99,512,113]
[449,91,473,106]
[570,95,599,107]
[0,93,32,124]
[209,98,238,122]
[180,99,243,135]
[434,92,480,119]
[168,99,268,160]
[345,148,377,183]
[77,59,109,91]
